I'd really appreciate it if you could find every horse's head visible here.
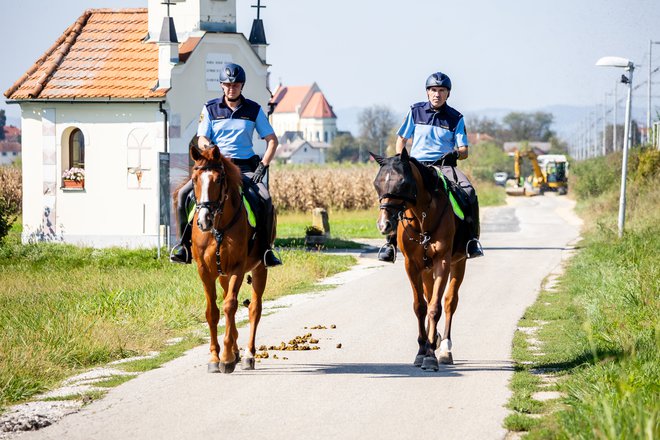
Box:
[371,148,418,235]
[190,144,228,232]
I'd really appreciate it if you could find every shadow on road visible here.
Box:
[249,359,514,378]
[484,246,578,251]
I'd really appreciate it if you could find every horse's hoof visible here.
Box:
[242,357,256,370]
[219,361,236,374]
[413,354,425,367]
[207,362,220,373]
[438,351,454,365]
[421,356,439,371]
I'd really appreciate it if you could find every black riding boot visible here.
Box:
[170,181,194,264]
[170,224,192,264]
[466,197,484,259]
[262,205,282,268]
[378,233,398,263]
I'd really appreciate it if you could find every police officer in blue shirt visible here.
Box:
[379,71,484,262]
[170,63,282,267]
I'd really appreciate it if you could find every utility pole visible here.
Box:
[602,101,607,156]
[613,80,618,151]
[648,41,660,146]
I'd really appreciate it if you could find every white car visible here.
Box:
[493,172,508,186]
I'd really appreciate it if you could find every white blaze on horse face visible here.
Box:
[198,171,213,230]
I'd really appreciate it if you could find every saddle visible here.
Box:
[412,159,469,220]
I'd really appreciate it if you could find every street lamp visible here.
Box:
[596,56,634,238]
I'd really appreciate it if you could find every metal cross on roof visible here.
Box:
[251,0,266,19]
[161,0,180,17]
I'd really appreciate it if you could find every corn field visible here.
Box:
[270,164,379,211]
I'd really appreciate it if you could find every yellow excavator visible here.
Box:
[505,150,568,196]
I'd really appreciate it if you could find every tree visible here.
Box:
[358,105,397,159]
[327,132,360,163]
[502,111,555,142]
[469,116,502,138]
[0,109,6,141]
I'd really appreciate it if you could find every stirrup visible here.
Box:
[465,239,484,259]
[378,243,397,263]
[169,244,190,264]
[263,248,282,268]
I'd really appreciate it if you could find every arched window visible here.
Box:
[69,128,85,169]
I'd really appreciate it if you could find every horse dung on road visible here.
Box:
[371,148,471,371]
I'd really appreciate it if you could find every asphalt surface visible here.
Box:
[19,194,582,440]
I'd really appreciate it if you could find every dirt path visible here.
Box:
[15,195,581,440]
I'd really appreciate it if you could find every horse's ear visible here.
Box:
[369,151,385,166]
[400,147,410,162]
[211,145,221,162]
[190,144,202,162]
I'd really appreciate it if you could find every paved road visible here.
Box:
[21,195,581,440]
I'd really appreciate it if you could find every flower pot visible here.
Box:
[63,179,84,189]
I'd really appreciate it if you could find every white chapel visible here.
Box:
[4,0,272,247]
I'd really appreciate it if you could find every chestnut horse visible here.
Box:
[186,144,273,374]
[371,148,470,371]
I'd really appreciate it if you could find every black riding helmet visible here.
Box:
[219,63,246,84]
[425,72,451,90]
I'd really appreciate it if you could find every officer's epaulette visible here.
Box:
[411,101,427,109]
[444,104,463,119]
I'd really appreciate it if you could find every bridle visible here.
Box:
[193,163,229,218]
[193,162,244,275]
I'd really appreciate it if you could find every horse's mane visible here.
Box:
[408,156,441,194]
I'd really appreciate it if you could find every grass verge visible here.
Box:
[0,223,355,411]
[505,148,660,439]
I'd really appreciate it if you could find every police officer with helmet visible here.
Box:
[378,71,484,262]
[170,63,282,267]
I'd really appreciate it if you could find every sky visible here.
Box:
[2,0,659,126]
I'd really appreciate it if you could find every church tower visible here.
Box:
[148,0,237,41]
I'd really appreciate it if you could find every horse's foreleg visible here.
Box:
[200,271,221,373]
[405,263,427,367]
[242,265,267,370]
[439,259,466,365]
[421,253,451,371]
[219,273,243,373]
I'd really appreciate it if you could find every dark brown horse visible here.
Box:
[371,148,469,371]
[184,144,273,373]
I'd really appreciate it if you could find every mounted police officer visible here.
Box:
[170,62,282,268]
[379,71,484,262]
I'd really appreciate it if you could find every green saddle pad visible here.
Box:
[432,167,465,221]
[187,186,257,228]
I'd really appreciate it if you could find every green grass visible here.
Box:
[505,148,660,439]
[277,209,382,239]
[0,222,355,411]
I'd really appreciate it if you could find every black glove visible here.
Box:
[252,162,268,183]
[439,150,460,166]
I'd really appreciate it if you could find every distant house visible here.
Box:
[4,0,272,247]
[503,142,551,155]
[0,141,21,165]
[274,133,330,164]
[467,132,495,145]
[0,125,21,165]
[270,83,338,144]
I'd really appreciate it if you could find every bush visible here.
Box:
[0,166,21,242]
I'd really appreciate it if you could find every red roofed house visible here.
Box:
[4,0,272,247]
[270,83,337,164]
[270,83,337,144]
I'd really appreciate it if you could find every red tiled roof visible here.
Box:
[300,92,336,119]
[4,8,172,100]
[3,126,21,140]
[467,132,495,145]
[271,85,314,113]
